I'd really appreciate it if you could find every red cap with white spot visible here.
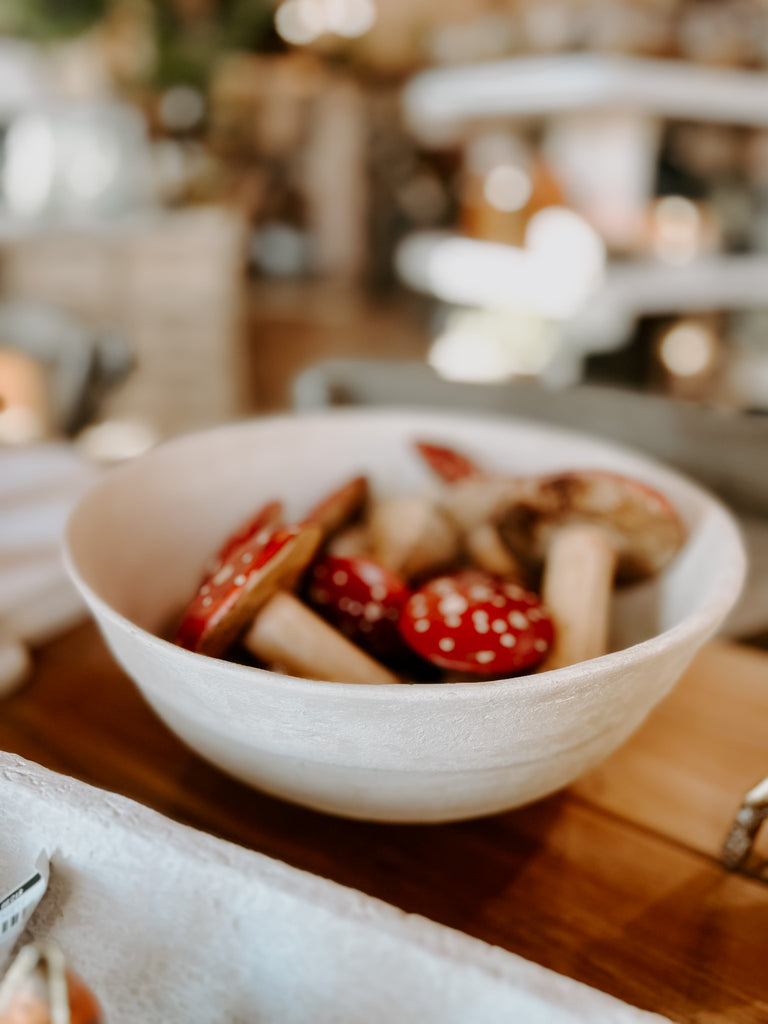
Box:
[202,499,284,581]
[398,570,554,675]
[303,476,368,540]
[176,523,322,657]
[307,555,410,660]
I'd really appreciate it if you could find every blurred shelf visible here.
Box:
[396,231,768,353]
[404,54,768,140]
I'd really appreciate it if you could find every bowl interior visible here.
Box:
[66,409,745,677]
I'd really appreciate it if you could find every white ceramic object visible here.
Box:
[0,753,671,1023]
[64,410,746,823]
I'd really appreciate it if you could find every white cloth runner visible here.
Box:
[0,443,99,696]
[0,752,672,1023]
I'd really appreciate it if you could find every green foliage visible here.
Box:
[153,0,277,87]
[0,0,109,39]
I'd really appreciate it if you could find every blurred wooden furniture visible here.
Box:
[0,207,250,438]
[1,625,767,1022]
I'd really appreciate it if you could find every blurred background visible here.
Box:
[1,0,768,642]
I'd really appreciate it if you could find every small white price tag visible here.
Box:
[0,854,49,960]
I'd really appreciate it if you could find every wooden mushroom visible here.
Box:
[176,519,399,685]
[414,439,525,580]
[368,495,460,581]
[202,499,284,580]
[0,942,103,1024]
[496,470,687,671]
[398,569,554,677]
[306,554,410,661]
[303,475,368,540]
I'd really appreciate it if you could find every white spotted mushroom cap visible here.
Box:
[398,570,554,676]
[306,554,410,660]
[176,522,322,657]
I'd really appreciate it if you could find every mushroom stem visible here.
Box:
[464,523,524,581]
[540,523,618,671]
[243,591,400,685]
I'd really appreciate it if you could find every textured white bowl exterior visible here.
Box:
[64,409,746,822]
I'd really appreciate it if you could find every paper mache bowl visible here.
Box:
[64,409,746,823]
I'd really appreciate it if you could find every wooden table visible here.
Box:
[2,625,767,1023]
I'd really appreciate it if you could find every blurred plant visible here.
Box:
[0,0,109,40]
[153,0,278,87]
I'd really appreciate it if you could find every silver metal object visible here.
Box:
[721,776,768,878]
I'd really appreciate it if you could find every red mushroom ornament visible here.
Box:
[306,555,410,661]
[496,470,686,670]
[398,570,554,676]
[202,499,284,581]
[303,475,368,540]
[176,518,400,685]
[413,440,524,582]
[0,942,103,1024]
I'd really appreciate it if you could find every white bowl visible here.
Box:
[64,409,746,823]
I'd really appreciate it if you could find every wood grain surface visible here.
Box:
[2,623,767,1023]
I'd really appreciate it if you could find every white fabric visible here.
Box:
[0,443,97,694]
[0,753,672,1023]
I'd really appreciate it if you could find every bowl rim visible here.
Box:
[64,406,748,704]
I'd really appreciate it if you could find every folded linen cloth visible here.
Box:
[0,443,99,696]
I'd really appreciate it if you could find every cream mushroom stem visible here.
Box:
[243,591,400,685]
[540,523,618,672]
[464,522,524,581]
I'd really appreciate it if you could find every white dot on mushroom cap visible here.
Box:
[509,611,529,630]
[438,637,455,652]
[332,570,349,586]
[445,615,462,628]
[414,619,430,633]
[234,574,247,586]
[534,639,548,652]
[500,633,516,648]
[212,564,234,586]
[371,583,388,602]
[528,607,541,620]
[432,578,456,595]
[357,563,380,586]
[472,611,489,633]
[255,529,273,545]
[338,597,351,612]
[490,594,507,608]
[200,584,211,595]
[469,585,492,601]
[492,619,507,633]
[504,584,523,599]
[438,594,468,617]
[202,596,213,607]
[364,602,383,622]
[241,551,254,564]
[347,600,364,616]
[475,650,495,664]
